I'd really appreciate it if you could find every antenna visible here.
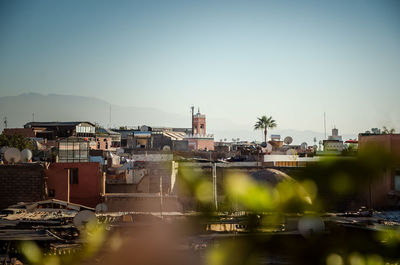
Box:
[191,106,194,135]
[109,105,112,129]
[324,112,327,140]
[32,113,34,123]
[3,117,7,129]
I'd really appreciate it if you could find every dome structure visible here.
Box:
[250,168,295,186]
[250,168,312,206]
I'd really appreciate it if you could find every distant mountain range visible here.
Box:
[0,93,357,144]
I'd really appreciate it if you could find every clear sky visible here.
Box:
[1,0,399,135]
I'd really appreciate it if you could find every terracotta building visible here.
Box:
[94,136,112,150]
[45,162,104,207]
[185,108,214,151]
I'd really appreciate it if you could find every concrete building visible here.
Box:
[94,136,112,150]
[23,121,96,140]
[323,128,344,153]
[127,131,152,149]
[95,127,121,148]
[104,153,182,212]
[125,126,189,151]
[358,133,400,208]
[112,128,136,148]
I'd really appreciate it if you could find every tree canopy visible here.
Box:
[0,133,34,150]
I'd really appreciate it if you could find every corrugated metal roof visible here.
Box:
[162,131,185,140]
[96,127,121,135]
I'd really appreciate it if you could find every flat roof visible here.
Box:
[25,121,95,127]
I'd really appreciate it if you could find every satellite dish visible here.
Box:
[4,148,21,163]
[162,145,171,151]
[261,142,267,148]
[286,149,297,156]
[21,149,32,162]
[0,146,9,154]
[313,145,318,150]
[261,143,273,154]
[266,143,273,153]
[284,136,293,145]
[140,125,149,132]
[95,203,108,213]
[298,215,325,238]
[73,210,97,230]
[300,142,308,151]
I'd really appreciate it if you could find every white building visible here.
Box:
[323,128,344,152]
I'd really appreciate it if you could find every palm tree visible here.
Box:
[254,116,277,143]
[382,126,395,134]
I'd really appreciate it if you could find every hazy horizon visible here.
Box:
[0,92,359,145]
[1,0,399,136]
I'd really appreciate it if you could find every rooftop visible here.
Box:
[25,121,95,127]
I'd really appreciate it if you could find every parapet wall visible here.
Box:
[0,163,46,209]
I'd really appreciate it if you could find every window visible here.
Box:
[49,189,55,197]
[69,168,79,184]
[97,142,100,149]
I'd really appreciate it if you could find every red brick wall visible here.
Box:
[193,116,206,136]
[45,162,102,207]
[188,138,214,151]
[0,164,45,209]
[197,139,214,151]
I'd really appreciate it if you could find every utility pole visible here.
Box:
[67,169,70,203]
[324,112,327,140]
[160,175,164,219]
[212,162,218,211]
[109,105,112,129]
